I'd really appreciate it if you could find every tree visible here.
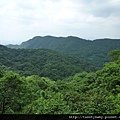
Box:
[23,91,71,114]
[0,71,27,114]
[108,50,120,62]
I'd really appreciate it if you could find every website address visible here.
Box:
[69,115,120,119]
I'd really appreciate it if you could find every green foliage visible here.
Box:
[108,50,120,62]
[0,71,24,113]
[7,36,120,69]
[96,61,120,91]
[23,92,71,114]
[0,49,120,114]
[0,45,94,80]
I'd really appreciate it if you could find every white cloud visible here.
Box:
[0,0,120,44]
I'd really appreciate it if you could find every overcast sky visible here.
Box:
[0,0,120,45]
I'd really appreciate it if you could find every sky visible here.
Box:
[0,0,120,45]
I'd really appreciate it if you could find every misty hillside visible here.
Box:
[7,36,120,69]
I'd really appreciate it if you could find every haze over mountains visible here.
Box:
[7,36,120,69]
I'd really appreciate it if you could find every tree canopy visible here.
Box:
[0,50,120,114]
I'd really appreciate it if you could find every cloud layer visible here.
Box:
[0,0,120,44]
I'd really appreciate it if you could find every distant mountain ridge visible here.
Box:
[7,36,90,49]
[6,36,120,69]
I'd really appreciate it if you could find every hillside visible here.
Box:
[7,36,120,69]
[0,45,95,80]
[0,50,120,115]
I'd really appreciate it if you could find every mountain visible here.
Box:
[0,45,95,80]
[6,44,19,49]
[7,36,120,69]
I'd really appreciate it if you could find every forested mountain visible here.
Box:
[0,45,94,80]
[7,36,120,69]
[1,36,120,116]
[0,50,120,115]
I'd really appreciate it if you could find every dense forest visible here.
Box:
[0,45,95,80]
[0,49,120,114]
[0,36,120,115]
[7,36,120,69]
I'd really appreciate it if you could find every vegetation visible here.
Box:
[7,36,120,69]
[0,50,120,114]
[0,45,95,81]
